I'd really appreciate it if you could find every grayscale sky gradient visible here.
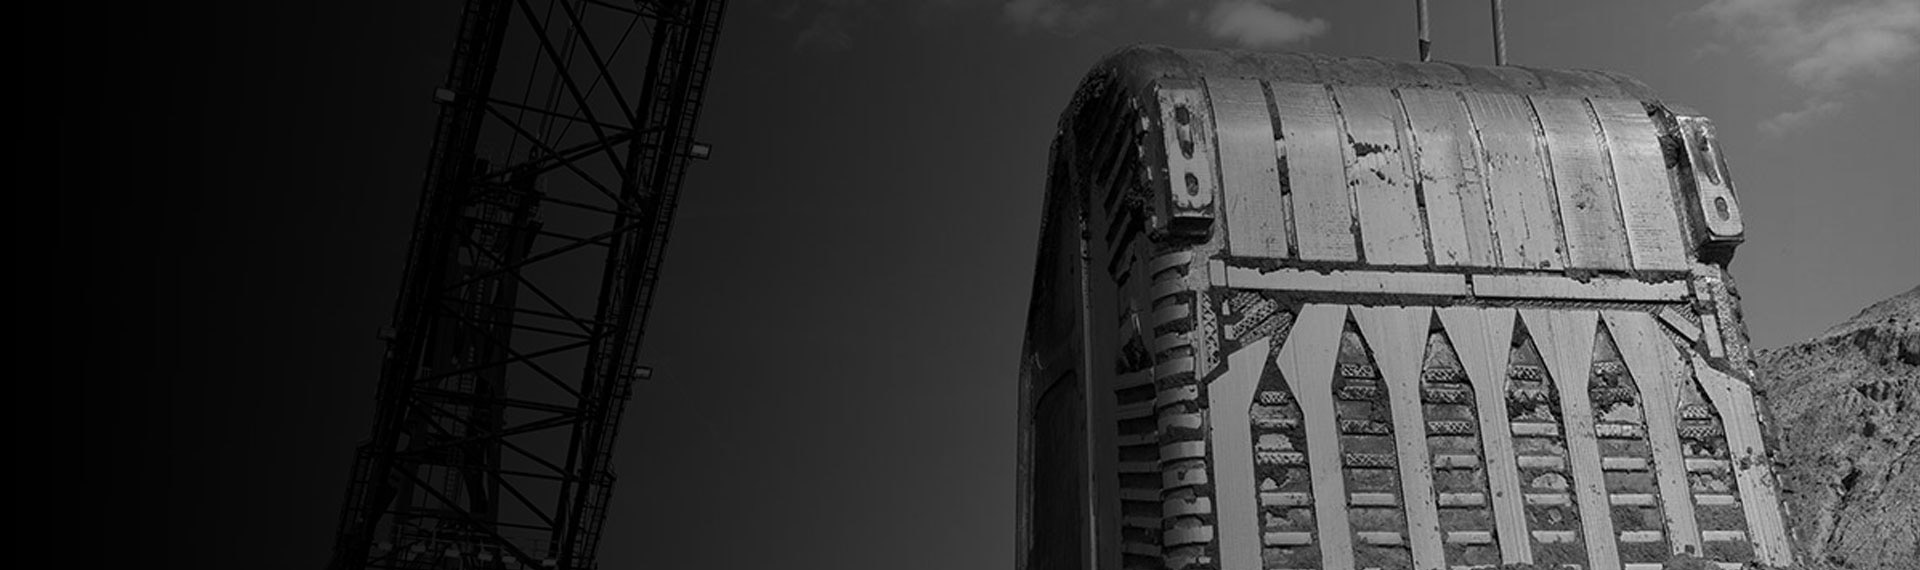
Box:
[63,1,1916,568]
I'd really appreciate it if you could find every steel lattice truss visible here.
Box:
[328,1,725,568]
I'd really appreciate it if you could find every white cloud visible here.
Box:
[1002,0,1108,36]
[780,0,869,52]
[1200,0,1329,49]
[1700,0,1920,133]
[795,11,856,52]
[1759,98,1845,135]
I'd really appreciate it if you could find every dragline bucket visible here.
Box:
[1015,46,1782,570]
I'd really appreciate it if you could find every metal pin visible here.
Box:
[1492,0,1508,65]
[1417,0,1432,62]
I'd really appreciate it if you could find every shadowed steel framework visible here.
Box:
[327,1,725,568]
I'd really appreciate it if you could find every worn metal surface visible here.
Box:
[1466,91,1566,270]
[1334,86,1428,266]
[1471,274,1688,302]
[1353,307,1445,570]
[1437,307,1530,564]
[1156,81,1220,237]
[1019,46,1783,570]
[1280,304,1355,570]
[1695,356,1794,567]
[1400,88,1494,267]
[1210,341,1273,570]
[1523,310,1622,570]
[1604,311,1704,555]
[1592,98,1689,271]
[1534,96,1631,270]
[1272,82,1356,262]
[1676,116,1744,238]
[1208,76,1289,259]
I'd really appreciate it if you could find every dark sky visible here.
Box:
[63,1,1916,569]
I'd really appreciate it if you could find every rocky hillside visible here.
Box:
[1758,285,1920,570]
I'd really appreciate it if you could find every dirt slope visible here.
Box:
[1758,285,1920,570]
